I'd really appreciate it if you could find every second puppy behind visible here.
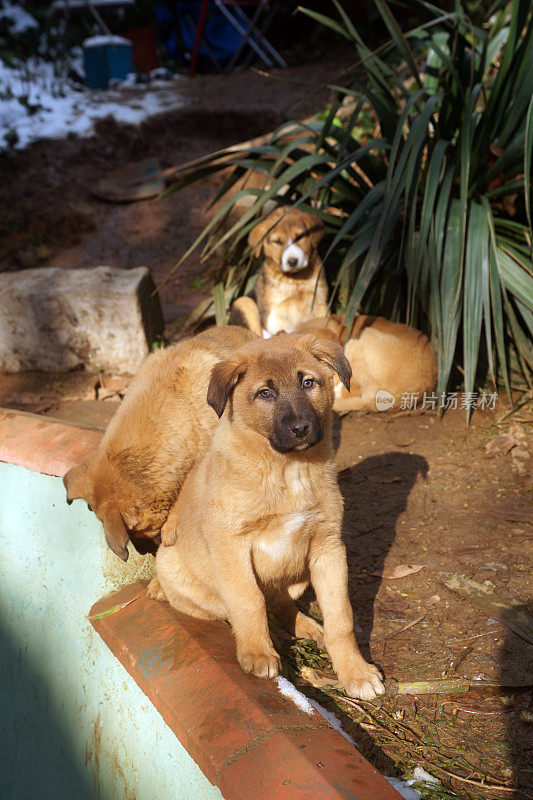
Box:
[247,206,329,336]
[297,315,437,413]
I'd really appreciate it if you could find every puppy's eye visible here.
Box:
[302,377,316,390]
[258,387,274,399]
[272,238,284,246]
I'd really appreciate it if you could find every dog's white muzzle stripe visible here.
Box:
[281,240,308,272]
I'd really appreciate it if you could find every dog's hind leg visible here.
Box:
[146,576,168,602]
[156,545,226,621]
[229,296,262,336]
[275,604,325,647]
[272,583,325,646]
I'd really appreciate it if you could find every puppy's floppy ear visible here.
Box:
[63,462,89,504]
[247,206,285,253]
[101,505,130,562]
[207,358,248,418]
[301,212,324,247]
[309,337,352,391]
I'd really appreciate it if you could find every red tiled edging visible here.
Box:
[0,408,102,477]
[1,408,402,800]
[90,582,402,800]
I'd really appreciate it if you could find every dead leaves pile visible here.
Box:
[485,423,531,480]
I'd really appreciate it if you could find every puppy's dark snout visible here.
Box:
[288,420,310,439]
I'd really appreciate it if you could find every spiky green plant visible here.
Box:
[164,0,533,419]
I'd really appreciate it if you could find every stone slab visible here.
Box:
[0,265,163,373]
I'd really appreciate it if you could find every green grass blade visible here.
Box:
[86,594,141,620]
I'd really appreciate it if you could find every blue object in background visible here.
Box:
[83,35,133,90]
[155,1,243,70]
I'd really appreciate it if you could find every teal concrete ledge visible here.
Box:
[0,409,403,800]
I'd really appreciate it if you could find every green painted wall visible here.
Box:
[0,461,223,800]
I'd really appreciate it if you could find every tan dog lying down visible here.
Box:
[296,316,437,413]
[63,326,255,560]
[149,332,384,701]
[247,206,328,335]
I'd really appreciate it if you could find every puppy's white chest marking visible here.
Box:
[284,461,311,499]
[254,510,318,560]
[265,308,288,336]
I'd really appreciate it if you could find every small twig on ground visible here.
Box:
[495,392,532,426]
[442,644,474,676]
[379,612,428,642]
[350,699,520,795]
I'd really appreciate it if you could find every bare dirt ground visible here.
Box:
[0,57,532,800]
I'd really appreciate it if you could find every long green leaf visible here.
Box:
[497,249,533,313]
[525,94,533,241]
[463,202,487,422]
[483,197,512,402]
[373,0,422,88]
[438,199,464,398]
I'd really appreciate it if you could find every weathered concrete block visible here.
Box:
[0,266,164,374]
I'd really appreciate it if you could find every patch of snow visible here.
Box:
[275,676,314,714]
[0,1,38,34]
[83,35,131,48]
[411,766,440,785]
[0,56,184,150]
[384,767,440,799]
[384,777,422,800]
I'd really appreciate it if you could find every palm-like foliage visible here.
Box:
[165,0,533,418]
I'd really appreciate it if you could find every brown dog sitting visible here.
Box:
[149,333,384,700]
[245,206,329,336]
[63,325,256,560]
[296,316,437,413]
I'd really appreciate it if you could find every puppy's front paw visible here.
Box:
[161,520,178,547]
[146,577,168,602]
[238,644,281,679]
[340,661,384,701]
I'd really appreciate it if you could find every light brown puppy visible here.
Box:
[150,333,384,700]
[248,206,329,335]
[296,315,437,413]
[63,326,256,560]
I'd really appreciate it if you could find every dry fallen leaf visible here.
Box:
[509,423,531,479]
[485,431,518,458]
[373,564,426,580]
[300,665,339,689]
